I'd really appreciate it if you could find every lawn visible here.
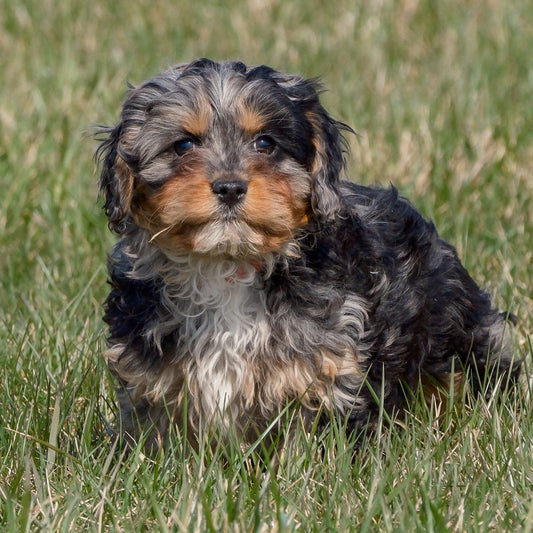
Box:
[1,0,532,531]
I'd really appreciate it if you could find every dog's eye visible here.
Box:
[253,135,276,154]
[174,138,196,156]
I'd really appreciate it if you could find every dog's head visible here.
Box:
[97,59,349,257]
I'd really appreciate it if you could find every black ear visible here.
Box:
[275,74,351,221]
[95,123,134,233]
[305,104,349,221]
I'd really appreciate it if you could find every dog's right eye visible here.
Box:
[253,135,276,154]
[174,138,196,156]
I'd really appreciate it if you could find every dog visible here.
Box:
[97,58,520,450]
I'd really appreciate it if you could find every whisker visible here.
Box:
[149,225,174,242]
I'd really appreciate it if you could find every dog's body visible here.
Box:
[98,59,519,448]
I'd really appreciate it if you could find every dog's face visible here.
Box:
[98,59,347,257]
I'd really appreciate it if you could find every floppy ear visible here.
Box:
[277,74,350,221]
[305,104,349,221]
[95,123,134,233]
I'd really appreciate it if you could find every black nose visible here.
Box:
[211,179,247,207]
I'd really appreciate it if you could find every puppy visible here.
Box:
[97,58,520,449]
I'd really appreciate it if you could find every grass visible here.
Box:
[1,0,533,530]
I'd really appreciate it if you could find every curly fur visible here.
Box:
[96,59,520,449]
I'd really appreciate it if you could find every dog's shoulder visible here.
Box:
[338,181,451,264]
[340,182,434,233]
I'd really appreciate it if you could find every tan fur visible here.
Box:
[235,102,267,134]
[420,372,466,408]
[181,97,212,138]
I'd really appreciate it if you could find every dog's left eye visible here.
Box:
[174,138,196,156]
[253,135,276,154]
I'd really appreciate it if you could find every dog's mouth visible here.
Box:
[190,219,270,256]
[148,216,295,259]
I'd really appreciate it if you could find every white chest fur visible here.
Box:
[184,263,268,424]
[145,255,271,427]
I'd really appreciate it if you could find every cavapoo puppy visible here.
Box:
[97,58,519,449]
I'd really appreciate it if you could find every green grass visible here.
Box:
[1,0,533,530]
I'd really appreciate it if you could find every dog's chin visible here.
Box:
[153,219,294,259]
[192,220,269,257]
